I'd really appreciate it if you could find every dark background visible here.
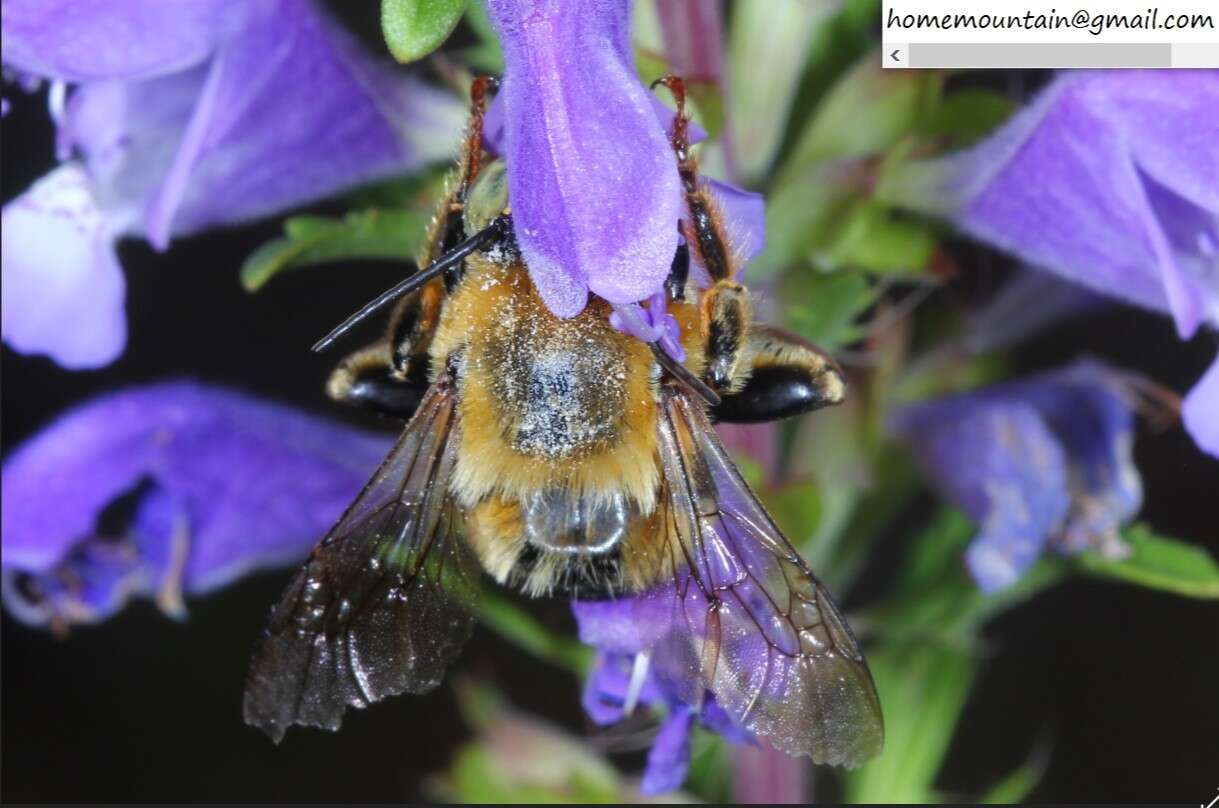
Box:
[4,70,1219,802]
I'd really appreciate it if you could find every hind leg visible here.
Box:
[713,326,846,423]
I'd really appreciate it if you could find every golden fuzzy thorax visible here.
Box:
[431,257,661,507]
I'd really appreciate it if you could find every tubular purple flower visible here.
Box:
[1,0,465,369]
[574,597,753,794]
[881,70,1219,458]
[1,382,390,628]
[484,0,684,317]
[481,0,766,342]
[889,360,1143,592]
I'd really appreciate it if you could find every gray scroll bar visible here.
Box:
[908,42,1171,68]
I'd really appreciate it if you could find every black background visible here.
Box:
[4,68,1219,802]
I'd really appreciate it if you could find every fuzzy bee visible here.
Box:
[244,76,883,767]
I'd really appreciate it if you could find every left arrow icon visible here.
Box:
[890,49,901,61]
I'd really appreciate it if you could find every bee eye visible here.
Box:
[463,159,509,238]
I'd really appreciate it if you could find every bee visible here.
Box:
[244,76,883,767]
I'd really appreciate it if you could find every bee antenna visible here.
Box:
[650,342,721,406]
[311,215,511,353]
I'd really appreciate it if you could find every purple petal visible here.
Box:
[609,293,685,360]
[891,360,1146,591]
[581,651,664,726]
[0,0,248,83]
[50,0,465,247]
[1009,362,1143,552]
[640,706,695,794]
[700,695,754,745]
[6,0,463,370]
[573,594,668,654]
[486,0,682,316]
[1183,355,1219,459]
[945,407,1070,592]
[0,382,391,627]
[888,70,1219,340]
[483,93,707,157]
[1,164,126,369]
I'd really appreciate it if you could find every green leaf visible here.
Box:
[727,0,839,182]
[763,480,823,554]
[843,643,975,803]
[1079,523,1219,599]
[240,209,426,292]
[462,0,504,73]
[684,730,733,803]
[817,199,938,276]
[978,741,1051,804]
[920,88,1016,147]
[784,54,943,176]
[747,168,857,279]
[862,509,1069,643]
[381,0,467,63]
[783,271,878,350]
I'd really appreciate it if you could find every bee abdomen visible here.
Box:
[510,542,627,599]
[522,490,631,553]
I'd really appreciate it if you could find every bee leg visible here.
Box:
[326,339,430,420]
[665,243,690,302]
[327,288,435,420]
[456,75,498,202]
[701,278,752,393]
[418,75,500,292]
[713,326,846,424]
[652,74,737,284]
[387,283,443,379]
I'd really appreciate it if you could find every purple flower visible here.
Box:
[1,382,390,629]
[608,292,685,361]
[882,70,1219,458]
[889,360,1142,592]
[483,0,683,317]
[482,0,765,322]
[1,0,464,369]
[574,596,753,794]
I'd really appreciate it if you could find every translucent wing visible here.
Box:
[651,384,883,766]
[243,380,478,742]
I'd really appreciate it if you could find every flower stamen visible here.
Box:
[623,650,652,717]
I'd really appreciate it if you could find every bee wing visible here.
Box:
[243,380,478,742]
[651,385,883,766]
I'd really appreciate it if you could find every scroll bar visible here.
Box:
[904,43,1172,68]
[1173,43,1219,66]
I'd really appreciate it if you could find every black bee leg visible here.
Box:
[653,75,751,394]
[665,243,690,301]
[326,340,430,420]
[714,326,846,424]
[387,286,441,379]
[652,74,737,284]
[323,289,434,420]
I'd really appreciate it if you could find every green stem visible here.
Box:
[478,592,593,676]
